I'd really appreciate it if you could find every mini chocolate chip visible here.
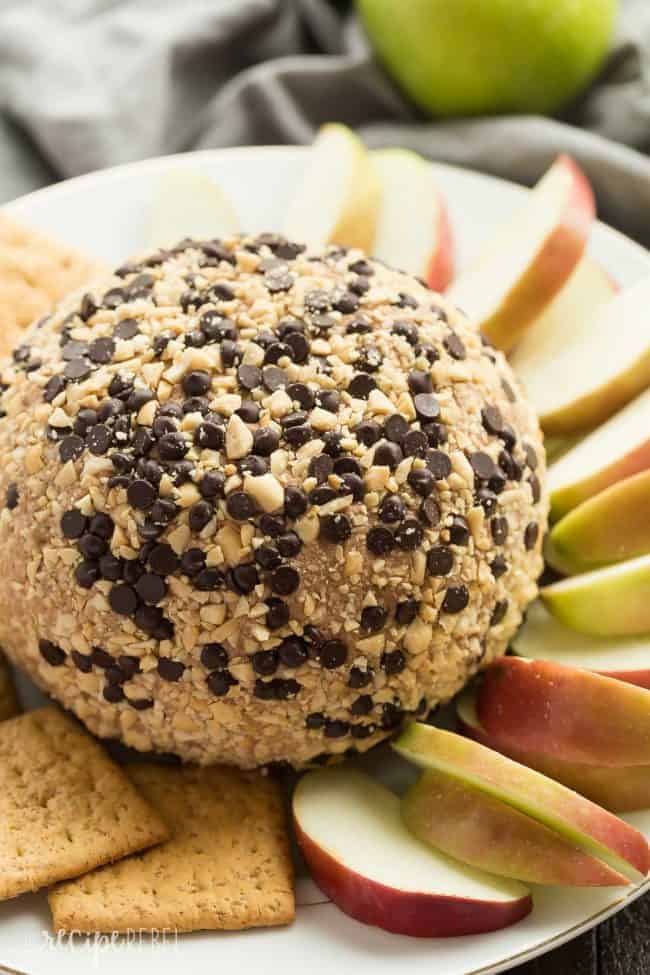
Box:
[226,491,256,521]
[361,606,387,632]
[283,423,312,447]
[189,500,214,532]
[201,643,228,670]
[384,415,409,443]
[348,373,376,399]
[476,489,498,516]
[194,568,224,591]
[266,598,290,629]
[306,712,326,730]
[396,599,419,625]
[425,449,451,480]
[61,509,87,539]
[194,422,224,450]
[395,519,424,550]
[367,525,394,555]
[408,371,434,395]
[354,420,381,446]
[325,719,350,738]
[200,470,226,499]
[444,332,466,360]
[262,365,287,391]
[127,479,157,510]
[252,649,279,677]
[158,658,185,682]
[442,585,470,613]
[88,336,115,365]
[381,703,404,730]
[271,565,300,595]
[413,393,440,422]
[237,364,262,390]
[80,293,98,321]
[528,474,542,504]
[348,666,373,690]
[420,497,441,527]
[230,563,259,594]
[382,650,406,675]
[44,375,66,402]
[71,650,92,673]
[75,560,99,588]
[524,521,540,550]
[276,636,308,669]
[89,512,114,539]
[135,605,163,634]
[114,318,140,340]
[309,454,334,483]
[90,647,114,669]
[523,442,539,470]
[427,546,453,576]
[255,544,282,571]
[351,723,375,740]
[136,573,167,604]
[449,515,470,546]
[499,450,522,482]
[351,695,373,716]
[277,531,302,558]
[285,332,309,362]
[488,472,507,495]
[470,451,497,481]
[491,555,508,579]
[158,432,188,461]
[119,654,141,677]
[103,684,124,703]
[149,543,180,576]
[498,424,517,451]
[86,424,112,455]
[64,357,92,382]
[320,513,352,544]
[379,495,405,524]
[491,600,509,626]
[98,554,122,582]
[403,430,428,458]
[39,639,65,666]
[284,486,308,519]
[374,441,403,469]
[423,422,448,448]
[79,533,107,560]
[109,584,138,616]
[123,559,143,585]
[59,435,85,463]
[207,670,237,697]
[408,467,434,497]
[318,639,348,670]
[481,405,504,435]
[491,516,509,545]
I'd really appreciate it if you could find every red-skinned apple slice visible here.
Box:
[457,687,650,813]
[511,257,619,433]
[548,387,650,520]
[293,767,532,938]
[512,601,650,689]
[283,123,380,253]
[478,656,650,769]
[394,723,649,882]
[371,149,454,291]
[448,155,594,353]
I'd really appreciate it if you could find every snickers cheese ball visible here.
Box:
[0,235,547,768]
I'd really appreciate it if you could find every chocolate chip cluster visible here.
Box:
[0,234,547,767]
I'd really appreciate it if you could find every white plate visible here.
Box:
[2,147,650,975]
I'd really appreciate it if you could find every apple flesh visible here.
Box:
[293,767,532,937]
[371,149,454,291]
[547,469,650,575]
[548,387,650,521]
[478,656,650,770]
[147,169,239,248]
[403,769,629,886]
[511,257,620,434]
[448,155,594,353]
[512,601,650,690]
[457,688,650,813]
[283,123,380,253]
[394,722,649,882]
[541,554,650,637]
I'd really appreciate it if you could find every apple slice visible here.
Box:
[541,554,650,636]
[147,169,239,248]
[548,387,650,520]
[394,723,649,882]
[547,469,650,575]
[371,149,454,291]
[448,155,594,353]
[515,274,650,436]
[293,767,532,937]
[512,601,650,689]
[478,656,650,769]
[457,688,650,813]
[404,769,629,886]
[283,124,381,253]
[544,434,583,464]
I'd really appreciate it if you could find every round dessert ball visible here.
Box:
[0,235,547,768]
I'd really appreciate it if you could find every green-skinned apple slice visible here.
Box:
[478,656,650,769]
[512,601,650,689]
[547,469,650,574]
[548,387,650,521]
[448,155,594,353]
[541,554,650,636]
[283,123,380,253]
[147,169,239,248]
[457,688,650,813]
[394,723,649,882]
[515,271,650,438]
[293,768,532,937]
[371,149,454,291]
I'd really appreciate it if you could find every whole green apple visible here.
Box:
[356,0,617,116]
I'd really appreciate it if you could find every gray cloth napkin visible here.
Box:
[2,0,650,244]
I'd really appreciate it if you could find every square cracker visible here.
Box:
[0,212,106,356]
[0,706,169,901]
[0,650,19,722]
[49,764,295,934]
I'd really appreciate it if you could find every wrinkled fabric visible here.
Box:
[1,0,650,243]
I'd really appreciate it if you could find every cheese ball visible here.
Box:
[0,235,547,768]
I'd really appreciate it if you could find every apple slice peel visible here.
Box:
[293,767,532,937]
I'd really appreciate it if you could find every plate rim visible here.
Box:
[2,144,650,975]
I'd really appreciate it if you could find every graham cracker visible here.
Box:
[49,764,295,934]
[0,212,106,356]
[0,707,169,901]
[0,650,19,722]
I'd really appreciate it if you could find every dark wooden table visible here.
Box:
[512,892,650,974]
